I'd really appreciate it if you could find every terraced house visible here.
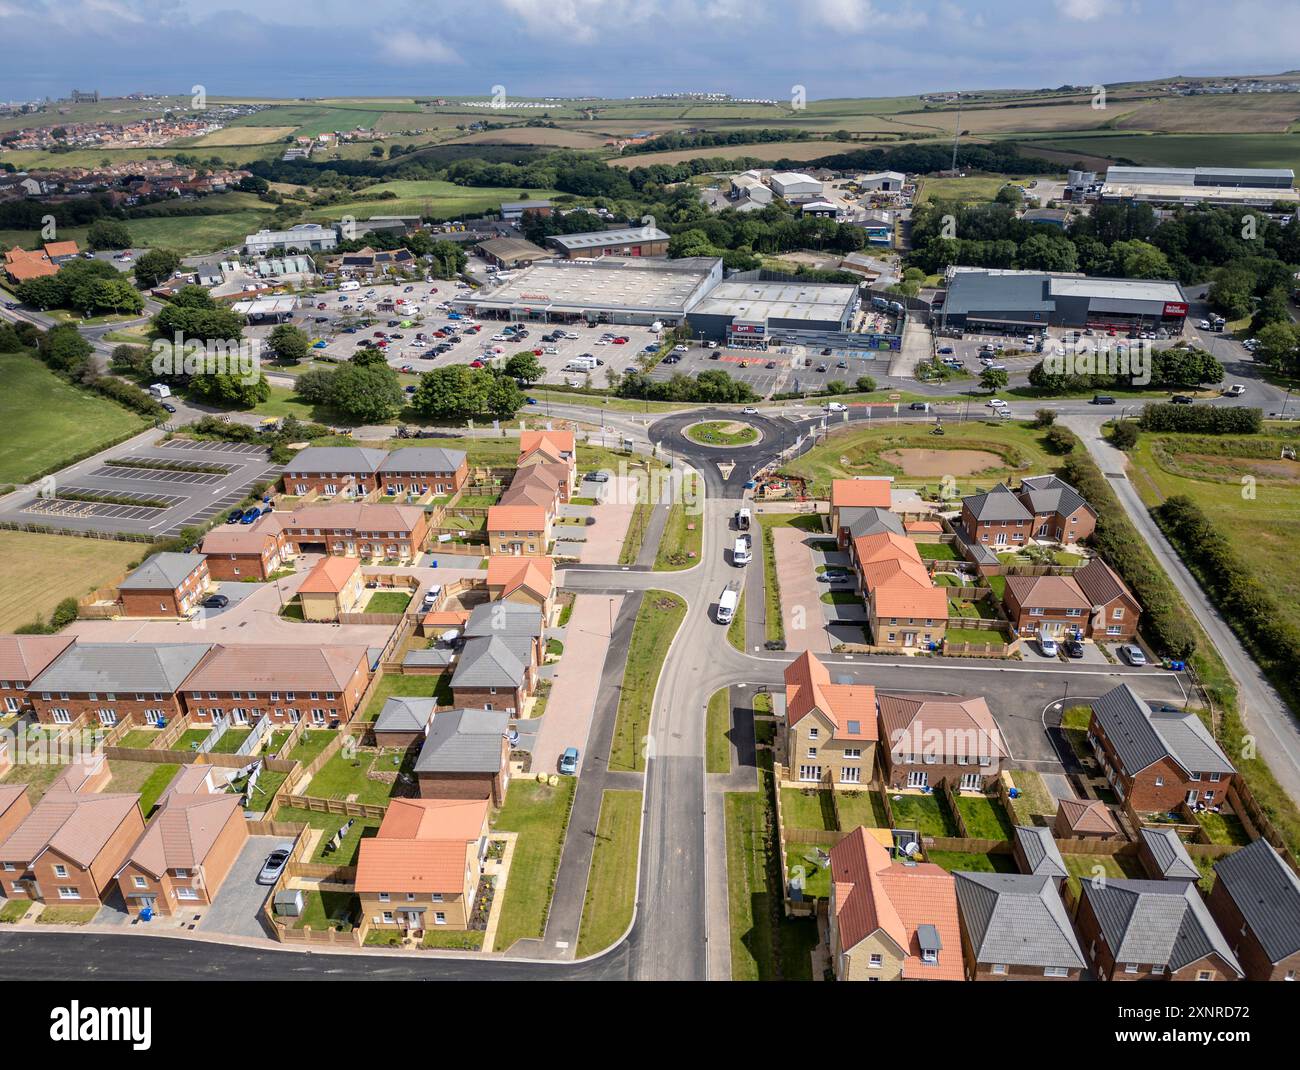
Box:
[779,651,878,787]
[485,430,576,557]
[181,643,371,727]
[0,635,75,715]
[848,531,948,650]
[281,445,468,499]
[877,693,1009,792]
[198,525,285,581]
[1087,684,1235,813]
[276,502,429,562]
[27,642,212,727]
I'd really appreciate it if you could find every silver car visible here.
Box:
[256,844,294,885]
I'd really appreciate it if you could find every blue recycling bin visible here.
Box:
[140,907,153,922]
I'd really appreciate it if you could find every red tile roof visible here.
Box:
[784,651,877,740]
[120,792,242,878]
[353,798,488,894]
[0,634,76,683]
[518,430,574,463]
[184,643,368,692]
[486,556,554,601]
[298,555,361,594]
[878,694,1009,763]
[487,505,548,532]
[832,478,892,509]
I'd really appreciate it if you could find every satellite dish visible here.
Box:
[903,841,920,858]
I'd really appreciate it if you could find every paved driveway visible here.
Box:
[530,593,622,774]
[578,474,636,565]
[196,835,285,940]
[772,527,831,653]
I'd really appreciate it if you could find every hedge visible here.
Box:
[1154,495,1300,708]
[1138,404,1263,435]
[1058,450,1195,659]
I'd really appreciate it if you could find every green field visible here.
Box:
[0,351,149,484]
[306,181,563,224]
[916,175,1037,204]
[1013,132,1300,172]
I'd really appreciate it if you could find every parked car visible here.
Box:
[819,570,852,584]
[1170,394,1194,405]
[1038,636,1058,657]
[1119,644,1147,666]
[201,594,229,610]
[825,401,848,412]
[161,402,177,413]
[584,471,610,483]
[742,406,759,415]
[226,509,245,523]
[558,747,580,776]
[1064,638,1085,659]
[937,346,954,355]
[255,845,294,886]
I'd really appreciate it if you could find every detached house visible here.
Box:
[830,477,894,548]
[1003,574,1091,639]
[413,707,511,806]
[1073,557,1140,641]
[182,644,371,727]
[0,635,75,715]
[485,556,555,620]
[1087,684,1235,812]
[1075,878,1242,981]
[877,693,1008,792]
[1207,838,1300,981]
[516,430,576,501]
[115,788,248,916]
[849,531,948,650]
[828,827,963,981]
[117,552,210,619]
[953,871,1087,980]
[297,555,365,622]
[200,525,285,581]
[0,790,145,905]
[450,602,543,713]
[779,651,878,787]
[959,484,1032,549]
[1017,475,1096,545]
[28,642,211,727]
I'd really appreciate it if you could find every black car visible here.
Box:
[816,363,828,372]
[161,402,177,413]
[1171,394,1193,405]
[821,347,833,356]
[201,594,229,610]
[1064,638,1085,659]
[1090,395,1116,405]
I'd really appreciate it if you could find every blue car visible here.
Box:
[239,511,258,525]
[227,509,245,523]
[526,397,538,405]
[312,340,328,349]
[558,747,579,776]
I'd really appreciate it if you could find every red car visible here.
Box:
[316,302,327,310]
[373,330,386,337]
[613,336,628,344]
[400,364,413,373]
[469,359,485,368]
[533,348,544,356]
[376,341,388,348]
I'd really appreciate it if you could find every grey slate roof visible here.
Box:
[1139,827,1201,881]
[377,447,466,473]
[119,552,204,590]
[1018,474,1093,519]
[464,601,542,638]
[549,227,669,250]
[962,484,1031,523]
[842,506,904,540]
[952,525,1000,567]
[283,446,388,475]
[953,871,1085,969]
[1013,825,1068,879]
[373,696,438,735]
[401,647,457,670]
[413,707,507,773]
[452,635,526,689]
[1091,684,1234,778]
[1212,838,1300,965]
[943,271,1055,317]
[1081,879,1241,975]
[30,642,212,694]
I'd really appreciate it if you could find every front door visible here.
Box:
[903,632,915,648]
[1186,790,1199,805]
[401,908,424,931]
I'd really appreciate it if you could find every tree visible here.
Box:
[1044,426,1076,454]
[410,365,489,421]
[485,374,523,420]
[1032,408,1056,428]
[1110,420,1139,450]
[329,362,404,422]
[38,324,93,375]
[504,352,544,384]
[133,249,182,290]
[1254,321,1300,378]
[854,375,876,393]
[979,367,1008,393]
[349,347,389,368]
[267,323,310,364]
[86,218,133,251]
[110,344,152,379]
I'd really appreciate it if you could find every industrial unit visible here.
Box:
[1100,165,1298,207]
[936,268,1188,334]
[545,226,670,259]
[687,278,861,347]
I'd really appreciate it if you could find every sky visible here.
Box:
[3,0,1299,103]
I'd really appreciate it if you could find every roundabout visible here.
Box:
[682,419,762,448]
[650,407,812,497]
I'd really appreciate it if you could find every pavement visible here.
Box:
[772,526,832,653]
[530,593,622,776]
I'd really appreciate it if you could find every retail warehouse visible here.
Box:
[935,268,1188,334]
[1101,165,1298,208]
[452,256,887,348]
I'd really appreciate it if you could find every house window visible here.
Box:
[806,747,817,759]
[869,954,882,969]
[840,767,861,784]
[907,771,929,789]
[434,912,446,925]
[1112,608,1124,619]
[1196,971,1213,981]
[843,748,861,760]
[1152,964,1165,975]
[990,963,1007,975]
[922,948,937,964]
[1044,966,1069,978]
[1154,776,1163,787]
[1124,963,1138,974]
[431,893,443,903]
[381,911,393,923]
[798,765,821,782]
[51,708,71,723]
[807,728,819,740]
[58,887,80,900]
[54,864,67,878]
[1208,772,1222,783]
[133,876,147,889]
[176,887,199,900]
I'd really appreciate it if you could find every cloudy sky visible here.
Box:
[3,0,1298,102]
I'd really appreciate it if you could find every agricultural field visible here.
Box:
[447,127,611,149]
[189,125,297,146]
[1113,93,1300,133]
[305,180,564,222]
[1013,131,1300,172]
[1128,429,1300,681]
[224,102,421,137]
[0,351,149,484]
[916,175,1040,204]
[0,531,144,632]
[609,139,853,168]
[783,419,1056,499]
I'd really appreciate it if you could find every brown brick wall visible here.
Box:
[29,693,185,727]
[1206,880,1299,981]
[417,765,506,808]
[451,685,525,714]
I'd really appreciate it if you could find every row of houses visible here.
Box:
[281,445,469,500]
[485,430,577,557]
[3,239,83,283]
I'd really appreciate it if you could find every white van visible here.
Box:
[733,535,752,567]
[564,357,598,372]
[717,586,739,624]
[148,383,171,399]
[339,280,360,292]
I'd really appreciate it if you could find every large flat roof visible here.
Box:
[454,257,717,315]
[945,269,1184,314]
[1102,181,1299,203]
[690,279,857,324]
[549,227,669,250]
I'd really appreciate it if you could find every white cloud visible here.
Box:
[1055,0,1118,20]
[377,33,462,66]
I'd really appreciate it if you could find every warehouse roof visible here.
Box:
[690,279,857,324]
[549,227,670,251]
[1047,276,1184,304]
[459,256,717,315]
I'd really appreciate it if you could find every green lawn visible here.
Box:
[1007,769,1057,825]
[886,792,959,837]
[0,899,29,923]
[836,789,889,829]
[781,787,837,831]
[786,843,834,900]
[272,807,380,866]
[617,501,655,565]
[575,790,642,957]
[137,764,180,815]
[1197,810,1251,847]
[309,180,564,223]
[115,729,164,750]
[926,849,1018,873]
[610,592,686,772]
[290,889,358,932]
[174,729,212,751]
[955,794,1015,840]
[1062,851,1145,899]
[653,473,704,570]
[362,673,453,720]
[820,590,862,605]
[492,777,575,953]
[0,351,149,483]
[34,904,98,925]
[303,747,410,806]
[917,542,959,561]
[706,688,732,775]
[364,590,412,614]
[685,420,760,447]
[422,929,485,950]
[287,729,336,766]
[207,728,252,754]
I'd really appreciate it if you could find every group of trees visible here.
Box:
[86,218,132,250]
[614,368,758,404]
[15,258,143,316]
[296,352,406,423]
[1026,344,1224,394]
[131,248,182,290]
[1138,403,1263,435]
[147,286,269,408]
[408,364,524,421]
